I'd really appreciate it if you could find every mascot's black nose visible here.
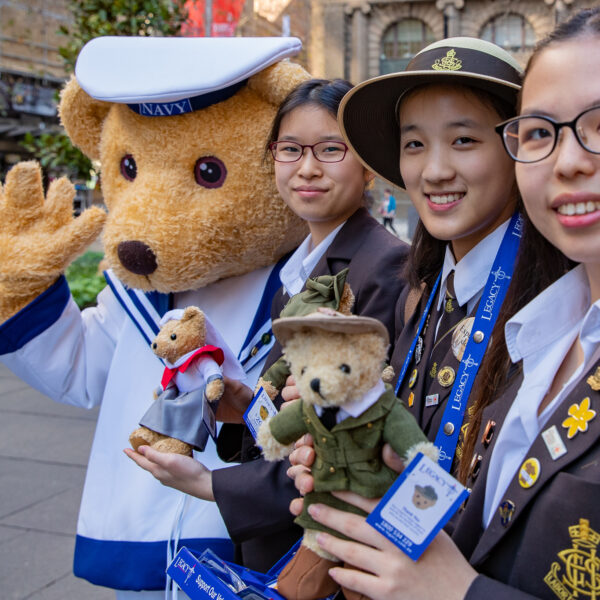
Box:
[117,241,158,275]
[310,378,321,393]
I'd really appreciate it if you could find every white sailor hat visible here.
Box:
[75,36,302,116]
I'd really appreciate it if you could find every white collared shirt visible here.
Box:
[435,219,510,336]
[279,223,345,297]
[483,265,600,527]
[314,379,386,424]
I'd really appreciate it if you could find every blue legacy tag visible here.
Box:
[168,547,287,600]
[169,548,237,600]
[366,453,469,561]
[244,387,278,440]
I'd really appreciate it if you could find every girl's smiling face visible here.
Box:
[399,84,517,260]
[274,104,373,246]
[516,37,600,270]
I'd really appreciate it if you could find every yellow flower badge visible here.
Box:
[562,397,596,439]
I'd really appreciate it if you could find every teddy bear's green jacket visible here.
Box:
[268,386,430,536]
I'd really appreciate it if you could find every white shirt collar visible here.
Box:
[314,379,386,423]
[505,265,592,364]
[341,379,386,418]
[279,222,345,297]
[438,219,510,313]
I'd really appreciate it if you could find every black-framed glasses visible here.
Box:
[269,140,348,163]
[495,105,600,163]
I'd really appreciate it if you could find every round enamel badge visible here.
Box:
[437,366,456,388]
[518,457,540,488]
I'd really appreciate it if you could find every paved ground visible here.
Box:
[0,362,112,599]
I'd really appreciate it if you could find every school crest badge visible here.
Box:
[431,49,462,71]
[544,519,600,600]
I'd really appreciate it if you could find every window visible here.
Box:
[380,19,435,74]
[481,13,535,53]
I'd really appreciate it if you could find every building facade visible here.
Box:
[304,0,600,81]
[0,0,70,177]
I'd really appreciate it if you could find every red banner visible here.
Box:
[182,0,245,37]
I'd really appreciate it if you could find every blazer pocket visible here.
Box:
[510,471,600,598]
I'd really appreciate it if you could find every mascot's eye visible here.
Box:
[120,154,137,181]
[170,333,177,340]
[340,364,351,374]
[300,367,306,376]
[194,156,227,189]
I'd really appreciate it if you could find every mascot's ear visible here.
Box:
[247,61,311,107]
[181,306,202,322]
[59,76,111,161]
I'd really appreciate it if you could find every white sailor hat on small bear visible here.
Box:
[75,36,302,116]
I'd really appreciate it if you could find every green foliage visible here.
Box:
[65,251,107,309]
[58,0,189,72]
[21,132,95,182]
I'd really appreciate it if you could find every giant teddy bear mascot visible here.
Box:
[0,36,309,598]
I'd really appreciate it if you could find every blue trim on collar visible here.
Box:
[127,79,247,117]
[74,534,233,590]
[146,290,171,317]
[0,276,70,355]
[104,271,164,350]
[238,255,289,365]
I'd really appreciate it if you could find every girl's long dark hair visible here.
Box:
[457,8,600,482]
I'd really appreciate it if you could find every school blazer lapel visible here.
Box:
[311,207,375,278]
[450,377,520,559]
[421,342,461,433]
[469,359,600,567]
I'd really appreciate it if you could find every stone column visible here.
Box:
[320,1,346,79]
[544,0,575,24]
[435,0,464,38]
[346,3,371,84]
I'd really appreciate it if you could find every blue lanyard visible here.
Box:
[434,212,523,471]
[394,272,442,396]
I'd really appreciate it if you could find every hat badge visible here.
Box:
[431,49,462,72]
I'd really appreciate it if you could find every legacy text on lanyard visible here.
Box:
[434,212,523,470]
[394,213,523,471]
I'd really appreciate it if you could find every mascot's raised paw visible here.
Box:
[0,161,106,322]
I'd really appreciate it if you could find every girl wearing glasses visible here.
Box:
[127,78,409,574]
[290,38,527,504]
[296,9,600,600]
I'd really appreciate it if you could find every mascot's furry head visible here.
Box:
[59,36,310,293]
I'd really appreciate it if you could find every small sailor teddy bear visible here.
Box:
[257,309,437,600]
[130,306,246,455]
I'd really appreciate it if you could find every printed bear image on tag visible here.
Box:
[366,453,469,561]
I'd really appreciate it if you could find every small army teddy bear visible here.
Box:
[130,306,237,455]
[257,309,438,600]
[255,268,354,401]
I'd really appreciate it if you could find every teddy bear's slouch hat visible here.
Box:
[273,309,389,346]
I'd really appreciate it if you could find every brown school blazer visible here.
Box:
[456,358,600,599]
[212,206,409,572]
[391,283,471,454]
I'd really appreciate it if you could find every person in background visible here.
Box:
[381,188,398,234]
